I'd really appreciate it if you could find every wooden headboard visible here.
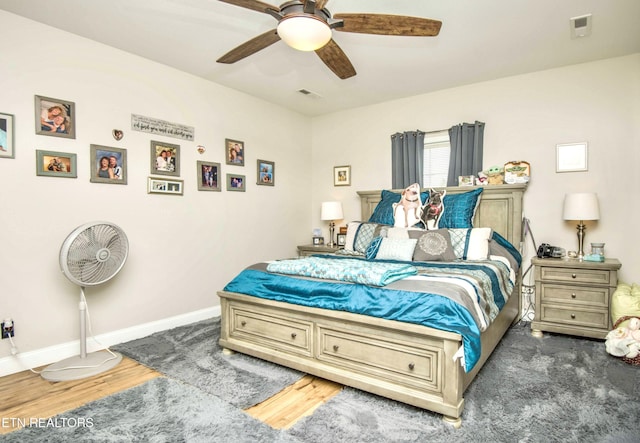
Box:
[357,184,527,249]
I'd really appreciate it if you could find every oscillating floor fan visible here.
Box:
[41,222,129,382]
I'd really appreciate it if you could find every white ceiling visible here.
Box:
[1,0,639,117]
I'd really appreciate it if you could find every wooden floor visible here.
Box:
[0,356,342,435]
[245,374,343,429]
[0,357,161,435]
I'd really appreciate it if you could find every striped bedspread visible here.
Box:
[224,255,514,372]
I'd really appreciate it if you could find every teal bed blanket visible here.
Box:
[266,256,418,286]
[223,255,514,372]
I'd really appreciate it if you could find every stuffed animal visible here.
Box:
[421,188,446,230]
[605,317,640,358]
[393,183,423,228]
[486,165,504,185]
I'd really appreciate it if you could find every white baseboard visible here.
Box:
[0,306,220,377]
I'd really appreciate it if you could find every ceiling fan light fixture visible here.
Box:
[277,15,332,51]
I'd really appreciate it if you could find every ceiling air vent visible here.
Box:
[570,14,592,38]
[298,89,322,99]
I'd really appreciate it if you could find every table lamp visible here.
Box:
[321,201,343,248]
[563,193,600,260]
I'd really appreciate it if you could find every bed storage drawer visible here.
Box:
[228,304,312,357]
[316,323,442,392]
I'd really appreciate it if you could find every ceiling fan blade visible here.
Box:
[315,39,356,79]
[217,29,281,63]
[218,0,280,14]
[315,0,330,10]
[333,13,442,36]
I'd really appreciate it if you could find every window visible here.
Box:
[423,131,450,187]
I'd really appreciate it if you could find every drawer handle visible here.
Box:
[572,273,577,279]
[291,332,297,339]
[241,321,246,327]
[570,314,576,319]
[333,345,339,352]
[571,293,577,299]
[408,363,415,371]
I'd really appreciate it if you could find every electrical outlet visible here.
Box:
[2,320,14,339]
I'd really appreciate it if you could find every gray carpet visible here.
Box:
[111,318,303,409]
[4,318,640,442]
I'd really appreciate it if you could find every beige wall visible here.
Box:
[311,54,640,286]
[0,11,312,368]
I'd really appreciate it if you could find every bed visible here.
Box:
[218,183,527,427]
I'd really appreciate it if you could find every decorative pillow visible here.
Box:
[373,237,418,261]
[365,236,384,260]
[448,227,493,260]
[386,227,425,239]
[489,231,522,271]
[343,222,385,255]
[438,188,483,229]
[611,283,640,329]
[392,183,425,228]
[412,229,457,262]
[421,188,446,230]
[368,189,430,226]
[368,190,402,225]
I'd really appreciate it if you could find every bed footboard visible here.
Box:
[218,289,517,424]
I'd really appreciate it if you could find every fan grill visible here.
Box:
[61,223,128,286]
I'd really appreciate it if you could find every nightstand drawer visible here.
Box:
[539,267,610,285]
[540,305,609,329]
[540,284,608,307]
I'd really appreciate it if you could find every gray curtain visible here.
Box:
[447,121,484,186]
[391,130,425,189]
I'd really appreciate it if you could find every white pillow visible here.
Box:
[375,237,418,261]
[449,227,492,260]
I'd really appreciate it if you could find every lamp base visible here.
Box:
[576,221,586,260]
[327,221,336,248]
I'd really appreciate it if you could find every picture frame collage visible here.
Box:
[6,96,278,196]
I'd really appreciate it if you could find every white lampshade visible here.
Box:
[563,193,600,221]
[321,201,343,221]
[277,15,332,51]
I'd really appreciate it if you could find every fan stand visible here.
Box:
[41,287,122,382]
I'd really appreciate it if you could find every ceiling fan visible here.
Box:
[217,0,442,79]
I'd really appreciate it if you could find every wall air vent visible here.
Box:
[570,14,592,39]
[298,89,322,99]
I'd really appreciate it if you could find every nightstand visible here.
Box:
[297,244,340,257]
[531,257,621,339]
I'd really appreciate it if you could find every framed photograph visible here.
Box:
[147,177,183,195]
[257,159,275,186]
[35,150,77,178]
[197,161,221,192]
[35,95,75,139]
[337,233,347,247]
[227,173,246,192]
[0,112,14,159]
[313,236,324,246]
[557,142,588,172]
[334,165,351,186]
[90,144,127,184]
[225,139,244,166]
[150,140,180,176]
